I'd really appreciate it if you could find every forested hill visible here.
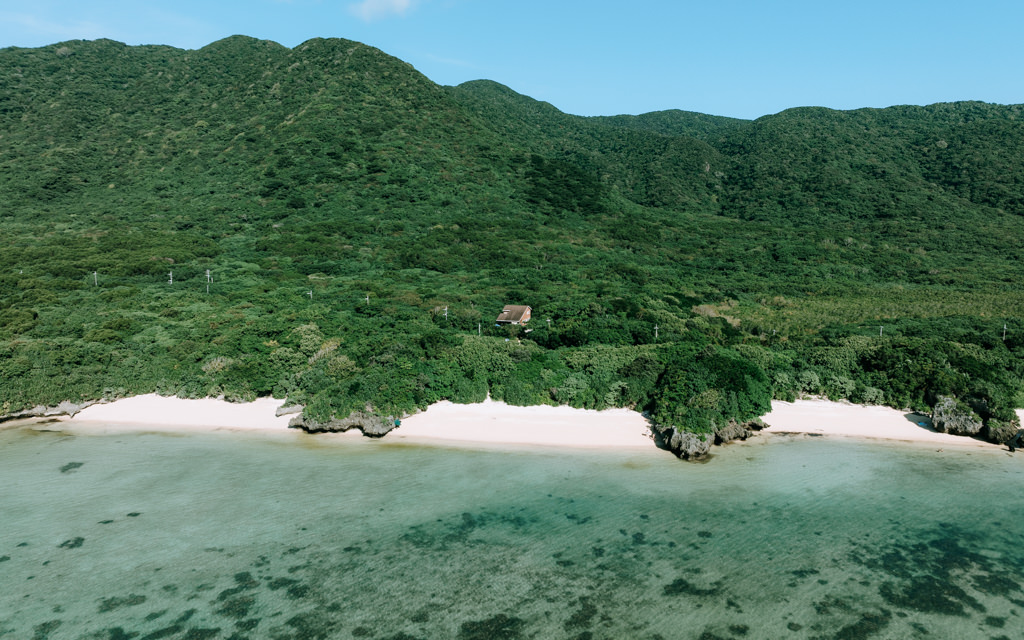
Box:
[2,36,1023,449]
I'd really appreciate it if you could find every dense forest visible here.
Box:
[2,36,1023,448]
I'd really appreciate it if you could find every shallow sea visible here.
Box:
[1,422,1023,640]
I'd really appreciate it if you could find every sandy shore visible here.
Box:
[23,393,1008,451]
[64,394,292,432]
[762,398,1002,449]
[389,398,654,448]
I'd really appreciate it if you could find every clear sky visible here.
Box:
[1,0,1021,120]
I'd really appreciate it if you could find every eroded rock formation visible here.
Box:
[289,410,397,437]
[931,395,984,436]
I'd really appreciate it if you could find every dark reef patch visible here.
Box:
[31,620,62,640]
[845,524,1022,619]
[59,462,84,473]
[139,625,183,640]
[216,595,256,620]
[58,537,84,549]
[98,594,147,613]
[878,575,983,616]
[283,610,343,640]
[832,609,892,640]
[663,577,721,597]
[564,598,598,631]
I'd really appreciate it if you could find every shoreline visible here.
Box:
[5,394,1011,452]
[762,399,1006,450]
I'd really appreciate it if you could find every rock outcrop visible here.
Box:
[0,399,101,423]
[275,404,304,417]
[984,418,1021,445]
[713,418,767,445]
[289,410,398,437]
[653,418,768,460]
[931,395,984,436]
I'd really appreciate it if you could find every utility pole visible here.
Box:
[307,290,313,301]
[93,271,98,286]
[478,322,481,336]
[1004,323,1008,341]
[168,271,173,285]
[879,326,883,337]
[443,306,448,321]
[654,324,659,340]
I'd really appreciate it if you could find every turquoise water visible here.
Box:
[2,424,1023,640]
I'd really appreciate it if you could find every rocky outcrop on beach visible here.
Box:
[931,395,984,436]
[275,404,304,418]
[713,418,768,445]
[653,418,768,460]
[0,399,101,423]
[984,417,1021,445]
[289,410,398,437]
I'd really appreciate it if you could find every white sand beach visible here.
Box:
[66,394,292,432]
[762,398,1002,449]
[389,398,654,448]
[39,393,1011,451]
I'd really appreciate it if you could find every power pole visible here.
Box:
[206,270,212,294]
[93,271,98,286]
[1004,323,1008,341]
[307,290,313,301]
[654,324,659,340]
[168,271,173,285]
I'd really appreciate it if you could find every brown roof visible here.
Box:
[495,305,531,324]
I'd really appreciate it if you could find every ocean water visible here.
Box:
[1,423,1023,640]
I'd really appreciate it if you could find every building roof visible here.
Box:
[495,305,531,324]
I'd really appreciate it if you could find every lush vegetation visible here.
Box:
[2,36,1023,438]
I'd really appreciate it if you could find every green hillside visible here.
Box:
[2,36,1023,447]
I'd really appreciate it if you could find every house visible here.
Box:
[495,305,532,325]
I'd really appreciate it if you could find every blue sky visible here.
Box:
[1,0,1021,120]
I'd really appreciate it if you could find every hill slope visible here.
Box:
[2,37,1023,447]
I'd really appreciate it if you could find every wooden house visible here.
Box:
[495,305,532,325]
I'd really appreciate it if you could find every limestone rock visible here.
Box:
[648,423,712,460]
[931,395,984,436]
[1,399,101,422]
[984,416,1021,445]
[289,410,397,437]
[714,420,752,445]
[275,404,304,417]
[669,429,712,459]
